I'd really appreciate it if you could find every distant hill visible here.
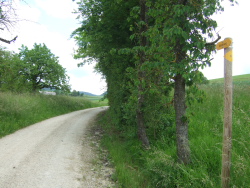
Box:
[79,91,107,96]
[209,74,250,84]
[79,91,98,96]
[100,91,107,96]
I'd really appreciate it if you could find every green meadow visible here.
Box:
[84,95,108,106]
[0,93,104,138]
[98,74,250,187]
[210,74,250,84]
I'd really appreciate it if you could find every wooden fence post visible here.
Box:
[221,38,233,188]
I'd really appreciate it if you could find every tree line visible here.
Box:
[72,0,236,164]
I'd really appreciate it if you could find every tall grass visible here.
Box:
[97,111,149,188]
[0,92,102,138]
[98,79,250,187]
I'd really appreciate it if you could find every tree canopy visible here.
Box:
[0,47,24,91]
[0,44,70,93]
[18,43,70,92]
[72,0,237,164]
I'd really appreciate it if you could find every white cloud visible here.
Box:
[68,71,107,95]
[67,62,107,95]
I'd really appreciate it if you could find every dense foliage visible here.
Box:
[0,48,24,91]
[0,0,18,44]
[73,0,236,165]
[0,44,70,93]
[18,43,70,92]
[99,78,250,187]
[72,0,138,134]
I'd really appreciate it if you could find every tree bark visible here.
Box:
[136,76,150,148]
[136,0,150,148]
[174,74,190,164]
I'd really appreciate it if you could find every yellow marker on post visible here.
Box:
[216,38,232,50]
[225,50,233,62]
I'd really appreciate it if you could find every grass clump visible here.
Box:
[97,77,250,187]
[0,92,102,138]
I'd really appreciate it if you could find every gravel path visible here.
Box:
[0,107,114,188]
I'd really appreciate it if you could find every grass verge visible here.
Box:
[97,78,250,187]
[0,92,103,138]
[97,111,150,188]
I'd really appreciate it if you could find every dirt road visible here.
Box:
[0,107,112,188]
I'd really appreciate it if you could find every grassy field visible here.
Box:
[210,73,250,84]
[0,92,105,138]
[98,74,250,187]
[84,95,108,106]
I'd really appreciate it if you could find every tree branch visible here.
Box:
[0,35,17,44]
[205,34,221,46]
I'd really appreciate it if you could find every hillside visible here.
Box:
[80,91,98,96]
[80,91,107,96]
[209,73,250,84]
[0,93,103,138]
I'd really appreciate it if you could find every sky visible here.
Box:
[1,0,107,95]
[0,0,249,95]
[201,0,250,79]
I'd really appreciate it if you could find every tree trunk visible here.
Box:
[174,74,190,164]
[136,0,150,148]
[136,78,150,148]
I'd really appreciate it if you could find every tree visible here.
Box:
[72,0,138,128]
[136,0,150,148]
[0,0,18,44]
[70,90,84,97]
[73,0,236,163]
[145,0,236,164]
[0,47,26,91]
[73,0,157,148]
[18,43,70,92]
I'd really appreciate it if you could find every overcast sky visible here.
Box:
[1,0,107,95]
[1,0,249,95]
[202,0,250,79]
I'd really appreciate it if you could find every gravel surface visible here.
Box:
[0,107,114,188]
